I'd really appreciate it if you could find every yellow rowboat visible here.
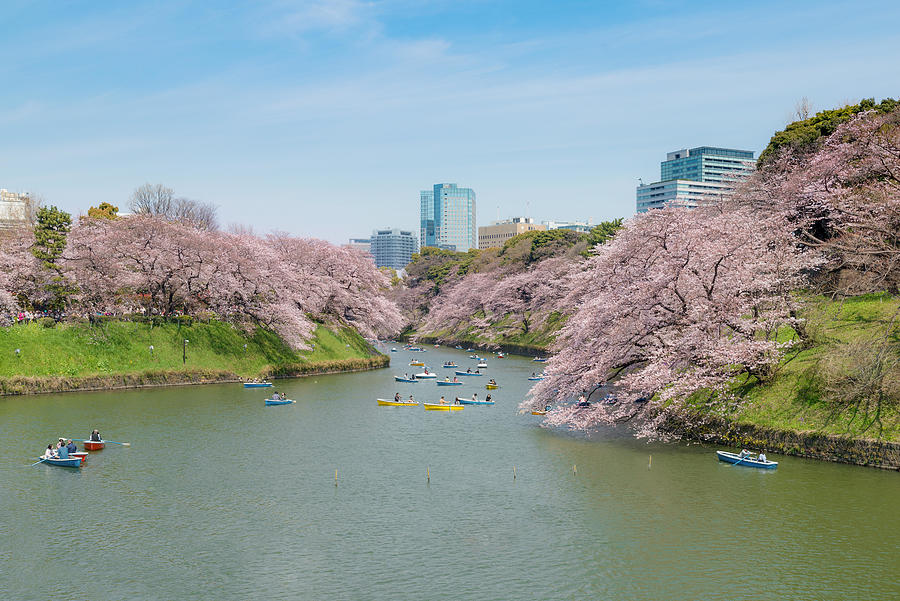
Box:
[423,403,463,411]
[409,361,425,366]
[485,384,500,390]
[377,399,420,406]
[531,410,547,415]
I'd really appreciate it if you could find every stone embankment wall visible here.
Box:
[664,415,900,470]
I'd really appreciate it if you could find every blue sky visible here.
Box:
[1,0,898,242]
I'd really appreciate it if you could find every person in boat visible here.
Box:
[576,394,590,408]
[57,439,69,459]
[739,449,750,458]
[544,404,552,412]
[758,452,767,462]
[453,376,459,383]
[90,429,102,442]
[408,395,415,402]
[475,369,480,374]
[272,392,281,400]
[66,439,77,454]
[466,368,472,373]
[472,393,478,401]
[439,396,447,405]
[42,444,56,459]
[485,394,492,403]
[453,397,461,405]
[489,379,497,386]
[394,392,401,402]
[531,372,536,377]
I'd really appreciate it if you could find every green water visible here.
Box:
[1,347,898,600]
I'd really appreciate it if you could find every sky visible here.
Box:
[1,0,899,243]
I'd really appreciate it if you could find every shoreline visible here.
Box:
[663,413,900,470]
[400,333,550,357]
[0,356,390,397]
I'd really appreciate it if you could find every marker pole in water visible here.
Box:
[426,466,430,484]
[334,469,338,487]
[513,466,517,480]
[648,455,652,470]
[573,464,577,476]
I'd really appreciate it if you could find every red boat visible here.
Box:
[70,452,88,464]
[83,440,105,451]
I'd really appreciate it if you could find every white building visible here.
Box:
[0,189,31,229]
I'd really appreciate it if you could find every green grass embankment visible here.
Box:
[679,293,900,445]
[0,319,387,395]
[407,311,565,355]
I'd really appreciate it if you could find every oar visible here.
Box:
[30,458,48,467]
[71,438,131,446]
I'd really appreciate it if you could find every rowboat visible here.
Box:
[527,376,545,381]
[477,363,488,368]
[407,347,424,352]
[83,440,105,451]
[456,397,494,405]
[497,353,505,359]
[441,363,458,368]
[455,371,483,376]
[469,355,483,360]
[533,358,547,362]
[409,361,425,366]
[485,384,499,390]
[70,452,88,464]
[265,398,296,406]
[415,372,437,379]
[37,456,83,468]
[716,450,778,469]
[390,348,398,352]
[531,410,547,415]
[377,399,419,406]
[436,380,463,386]
[394,376,418,383]
[423,403,463,411]
[244,382,273,388]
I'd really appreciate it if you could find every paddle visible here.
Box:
[30,458,49,467]
[72,438,131,446]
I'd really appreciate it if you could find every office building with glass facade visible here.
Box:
[420,183,477,252]
[370,228,418,270]
[636,146,756,213]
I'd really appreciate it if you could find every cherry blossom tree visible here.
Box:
[524,203,819,432]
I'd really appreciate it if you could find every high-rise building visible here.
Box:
[478,217,546,249]
[370,228,418,270]
[420,183,476,252]
[0,189,31,229]
[636,146,756,213]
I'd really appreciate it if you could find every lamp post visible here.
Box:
[149,344,154,358]
[183,339,189,365]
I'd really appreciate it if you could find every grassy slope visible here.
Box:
[726,294,900,442]
[411,311,565,353]
[0,320,381,380]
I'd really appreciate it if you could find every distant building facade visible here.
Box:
[370,228,418,270]
[636,146,756,213]
[478,217,545,249]
[420,183,476,252]
[0,189,31,229]
[346,238,372,254]
[543,219,594,234]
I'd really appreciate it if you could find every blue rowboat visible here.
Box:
[716,450,777,469]
[455,397,495,405]
[441,363,458,368]
[265,398,295,406]
[394,376,418,383]
[415,372,437,379]
[244,382,273,388]
[527,376,545,381]
[533,358,547,362]
[436,381,463,386]
[455,371,483,376]
[38,456,83,468]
